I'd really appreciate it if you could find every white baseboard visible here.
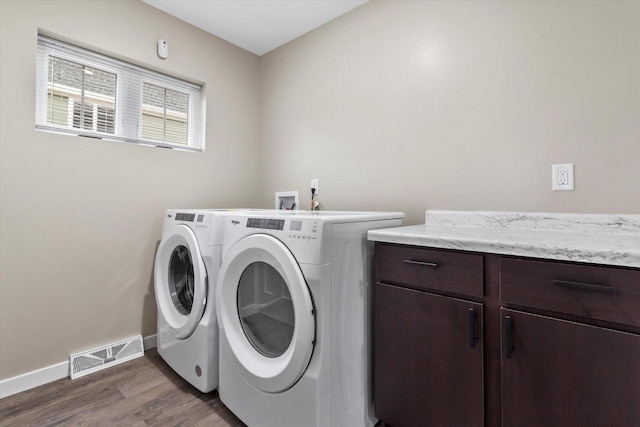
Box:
[143,334,157,351]
[0,334,158,399]
[0,361,68,400]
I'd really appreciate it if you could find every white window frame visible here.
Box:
[140,77,193,145]
[36,35,204,152]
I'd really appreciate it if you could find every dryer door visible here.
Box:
[217,234,315,393]
[154,224,207,339]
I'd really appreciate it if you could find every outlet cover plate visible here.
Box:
[552,163,574,191]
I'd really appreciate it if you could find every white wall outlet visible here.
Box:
[311,179,319,195]
[552,163,575,191]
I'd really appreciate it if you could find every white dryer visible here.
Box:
[154,209,265,392]
[215,211,404,427]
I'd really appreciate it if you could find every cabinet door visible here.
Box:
[501,309,640,427]
[375,283,484,427]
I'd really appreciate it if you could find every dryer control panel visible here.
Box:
[242,218,319,242]
[287,220,319,242]
[247,218,285,230]
[224,215,325,264]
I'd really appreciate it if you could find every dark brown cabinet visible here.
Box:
[375,243,484,298]
[501,308,640,426]
[373,242,640,427]
[500,257,640,427]
[500,257,640,328]
[375,283,484,427]
[374,243,485,427]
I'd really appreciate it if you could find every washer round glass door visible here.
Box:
[216,234,315,393]
[154,224,207,339]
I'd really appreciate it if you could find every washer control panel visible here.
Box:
[175,212,196,222]
[167,212,220,247]
[173,212,212,231]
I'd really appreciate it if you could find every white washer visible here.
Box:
[154,209,269,392]
[216,211,404,427]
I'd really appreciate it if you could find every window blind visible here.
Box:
[35,35,204,151]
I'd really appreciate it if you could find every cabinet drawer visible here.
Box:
[375,243,483,298]
[500,258,640,328]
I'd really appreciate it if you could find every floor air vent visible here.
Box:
[70,335,144,379]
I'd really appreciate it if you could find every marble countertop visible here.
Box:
[368,211,640,268]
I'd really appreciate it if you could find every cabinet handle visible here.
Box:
[403,260,438,268]
[553,279,616,293]
[504,315,513,359]
[469,308,476,349]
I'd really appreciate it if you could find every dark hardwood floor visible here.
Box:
[0,349,245,426]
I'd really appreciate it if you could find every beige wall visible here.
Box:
[259,0,640,225]
[0,0,261,379]
[2,0,639,383]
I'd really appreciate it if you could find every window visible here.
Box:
[141,83,189,144]
[36,35,204,151]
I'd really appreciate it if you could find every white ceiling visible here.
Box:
[142,0,368,56]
